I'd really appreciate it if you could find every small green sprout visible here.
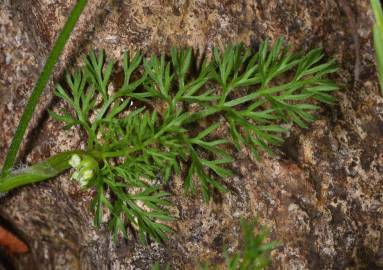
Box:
[223,219,277,270]
[198,220,277,270]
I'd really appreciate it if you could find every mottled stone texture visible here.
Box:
[0,0,382,269]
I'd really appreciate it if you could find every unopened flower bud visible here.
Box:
[78,169,93,188]
[69,154,81,169]
[69,154,98,188]
[81,169,94,182]
[71,171,80,181]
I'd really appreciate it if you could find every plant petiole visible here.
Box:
[0,150,86,192]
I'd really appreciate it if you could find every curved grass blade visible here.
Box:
[1,0,88,175]
[372,0,383,95]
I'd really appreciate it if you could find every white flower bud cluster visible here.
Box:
[69,154,98,188]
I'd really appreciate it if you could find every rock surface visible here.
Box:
[0,0,382,269]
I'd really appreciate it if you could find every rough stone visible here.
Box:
[0,0,382,269]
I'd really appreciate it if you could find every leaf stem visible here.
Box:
[0,151,85,192]
[1,0,88,176]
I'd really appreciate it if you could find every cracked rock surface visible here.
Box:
[0,0,382,269]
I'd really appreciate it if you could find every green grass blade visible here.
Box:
[373,26,383,94]
[1,0,88,175]
[372,0,383,28]
[372,0,383,95]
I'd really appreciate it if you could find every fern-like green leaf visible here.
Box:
[1,38,338,242]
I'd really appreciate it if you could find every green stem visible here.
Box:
[98,144,145,159]
[98,124,175,158]
[1,0,88,175]
[0,151,85,192]
[219,84,230,105]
